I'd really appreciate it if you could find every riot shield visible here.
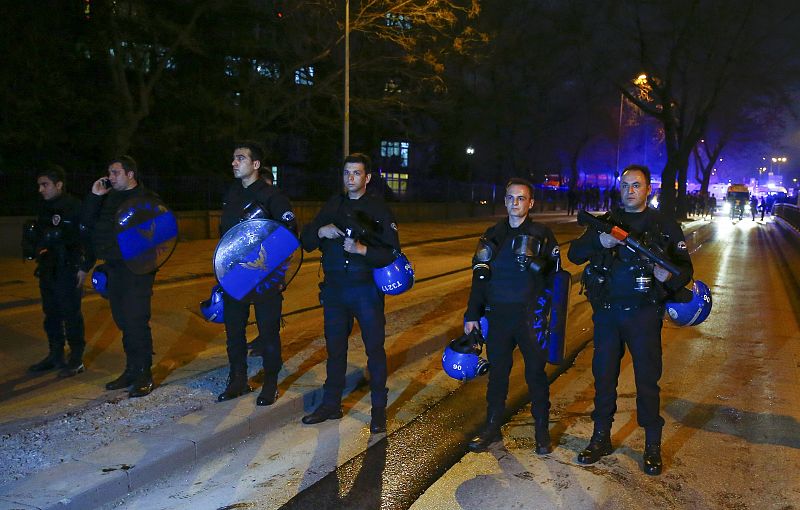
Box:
[115,195,179,274]
[213,219,302,302]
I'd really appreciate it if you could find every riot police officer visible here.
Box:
[567,164,693,475]
[464,178,561,454]
[300,153,400,434]
[81,156,157,398]
[216,141,297,406]
[25,165,91,377]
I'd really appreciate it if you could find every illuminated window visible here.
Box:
[381,140,410,167]
[224,56,241,78]
[381,172,409,196]
[384,78,402,94]
[295,66,315,86]
[385,13,412,30]
[252,59,280,79]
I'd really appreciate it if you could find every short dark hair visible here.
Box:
[622,164,651,185]
[505,177,534,198]
[109,155,139,181]
[234,141,265,167]
[36,163,66,186]
[343,153,371,174]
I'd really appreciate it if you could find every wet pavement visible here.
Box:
[1,212,798,509]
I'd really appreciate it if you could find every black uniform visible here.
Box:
[30,193,91,371]
[465,217,560,423]
[568,206,692,441]
[219,179,297,383]
[82,185,157,382]
[301,192,399,409]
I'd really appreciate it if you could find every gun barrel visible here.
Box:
[578,210,681,275]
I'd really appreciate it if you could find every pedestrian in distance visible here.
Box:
[299,153,401,434]
[750,195,759,221]
[217,141,297,406]
[464,178,561,454]
[567,164,693,475]
[25,164,91,377]
[81,156,157,398]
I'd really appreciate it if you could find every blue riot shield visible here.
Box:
[213,219,302,303]
[115,196,178,274]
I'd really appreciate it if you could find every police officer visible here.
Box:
[26,165,91,377]
[81,156,157,398]
[567,164,693,475]
[216,141,297,406]
[463,178,560,453]
[300,153,400,433]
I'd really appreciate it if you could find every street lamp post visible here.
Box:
[466,145,475,201]
[343,0,350,158]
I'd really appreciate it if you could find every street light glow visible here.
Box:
[466,146,475,155]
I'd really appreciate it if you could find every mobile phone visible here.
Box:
[102,178,112,189]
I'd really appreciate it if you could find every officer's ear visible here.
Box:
[365,172,372,185]
[55,181,64,193]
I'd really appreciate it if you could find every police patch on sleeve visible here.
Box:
[281,211,295,223]
[390,222,398,231]
[677,241,687,251]
[51,214,61,226]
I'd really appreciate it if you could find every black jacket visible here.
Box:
[301,193,399,280]
[81,185,153,264]
[465,217,560,321]
[220,179,297,236]
[568,207,693,305]
[35,193,91,276]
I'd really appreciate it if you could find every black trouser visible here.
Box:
[485,303,550,421]
[320,279,387,408]
[590,303,665,431]
[106,262,155,371]
[39,269,85,356]
[223,292,283,376]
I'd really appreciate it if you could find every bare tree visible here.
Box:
[603,0,800,218]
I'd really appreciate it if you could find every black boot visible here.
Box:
[28,350,65,372]
[577,428,613,464]
[301,404,344,424]
[256,376,279,406]
[468,412,503,452]
[58,350,85,378]
[643,443,663,475]
[129,368,154,398]
[217,369,252,402]
[534,418,553,455]
[105,368,134,390]
[370,407,387,434]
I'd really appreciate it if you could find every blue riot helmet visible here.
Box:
[374,252,414,295]
[91,265,108,298]
[200,285,225,323]
[442,329,490,381]
[665,280,712,326]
